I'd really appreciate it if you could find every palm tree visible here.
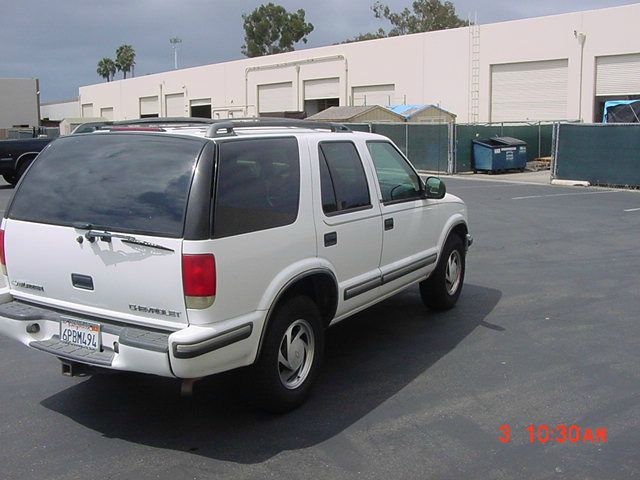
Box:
[96,57,116,82]
[115,44,136,79]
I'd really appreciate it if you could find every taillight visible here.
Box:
[0,229,6,275]
[182,254,216,309]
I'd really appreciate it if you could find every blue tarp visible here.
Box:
[388,104,454,120]
[603,100,640,122]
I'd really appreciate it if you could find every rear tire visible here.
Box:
[2,174,16,186]
[420,234,465,311]
[15,159,31,183]
[253,296,324,413]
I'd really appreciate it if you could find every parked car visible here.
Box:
[0,118,472,412]
[0,137,53,185]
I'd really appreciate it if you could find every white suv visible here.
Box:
[0,118,471,412]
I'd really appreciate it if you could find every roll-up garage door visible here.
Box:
[596,53,640,96]
[139,96,159,117]
[100,107,114,120]
[165,93,185,117]
[352,84,395,106]
[258,82,293,113]
[490,59,568,122]
[304,78,339,100]
[81,103,93,118]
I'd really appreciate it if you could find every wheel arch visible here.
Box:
[14,151,40,171]
[437,214,468,253]
[256,268,338,358]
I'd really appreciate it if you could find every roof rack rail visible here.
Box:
[204,118,351,138]
[111,117,217,126]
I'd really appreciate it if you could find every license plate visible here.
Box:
[60,318,101,351]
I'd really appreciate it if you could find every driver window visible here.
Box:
[366,141,422,203]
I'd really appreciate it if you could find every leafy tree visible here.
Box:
[115,44,136,79]
[241,3,314,57]
[96,57,116,82]
[341,28,386,44]
[342,0,466,43]
[373,0,466,36]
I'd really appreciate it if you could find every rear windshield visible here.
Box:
[8,134,205,238]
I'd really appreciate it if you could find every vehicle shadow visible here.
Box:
[41,283,502,464]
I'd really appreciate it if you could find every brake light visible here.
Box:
[182,254,216,309]
[0,229,5,275]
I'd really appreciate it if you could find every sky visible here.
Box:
[1,0,637,102]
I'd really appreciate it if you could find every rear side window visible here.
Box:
[213,137,300,238]
[319,142,371,215]
[8,134,204,237]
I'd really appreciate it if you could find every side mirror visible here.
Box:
[423,176,446,199]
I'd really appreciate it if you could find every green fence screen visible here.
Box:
[553,123,640,187]
[345,122,555,174]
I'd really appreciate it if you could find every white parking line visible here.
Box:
[512,191,619,200]
[624,207,640,212]
[450,184,527,189]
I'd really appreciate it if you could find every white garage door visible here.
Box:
[596,53,640,96]
[258,82,293,113]
[490,59,568,122]
[139,96,159,117]
[81,103,93,118]
[165,93,185,117]
[100,107,114,120]
[304,78,339,100]
[352,84,395,106]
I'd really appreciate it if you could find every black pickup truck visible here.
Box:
[0,137,53,186]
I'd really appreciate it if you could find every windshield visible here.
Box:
[8,133,205,238]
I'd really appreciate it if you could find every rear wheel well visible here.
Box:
[16,152,39,171]
[257,271,338,359]
[271,272,338,329]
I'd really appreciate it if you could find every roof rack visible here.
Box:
[204,118,351,138]
[90,117,351,137]
[111,117,217,126]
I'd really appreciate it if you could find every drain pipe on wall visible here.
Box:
[574,30,587,122]
[244,54,349,116]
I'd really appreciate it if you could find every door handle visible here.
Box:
[324,232,337,247]
[384,218,394,231]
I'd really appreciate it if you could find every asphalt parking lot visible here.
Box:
[1,176,639,480]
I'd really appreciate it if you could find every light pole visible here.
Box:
[170,37,182,70]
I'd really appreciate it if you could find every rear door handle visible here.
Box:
[384,218,394,231]
[324,232,337,247]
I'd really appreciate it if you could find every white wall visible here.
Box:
[78,4,640,124]
[0,78,39,128]
[40,98,80,121]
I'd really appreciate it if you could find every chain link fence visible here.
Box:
[349,121,554,174]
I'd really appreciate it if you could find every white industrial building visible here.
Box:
[40,98,80,123]
[68,4,640,124]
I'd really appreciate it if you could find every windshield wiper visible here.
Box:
[83,230,174,252]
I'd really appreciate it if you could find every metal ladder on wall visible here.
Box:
[468,14,480,124]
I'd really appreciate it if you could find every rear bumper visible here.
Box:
[0,295,265,379]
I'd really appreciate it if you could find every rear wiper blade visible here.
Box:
[84,230,174,252]
[120,238,175,253]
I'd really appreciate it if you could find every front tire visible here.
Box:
[420,234,466,311]
[253,296,324,413]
